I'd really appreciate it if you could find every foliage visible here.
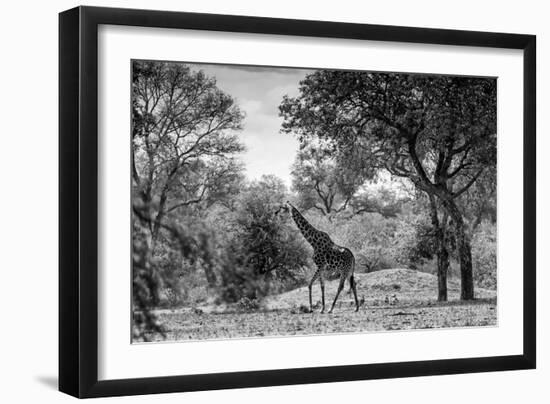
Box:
[131,62,498,340]
[280,70,497,300]
[459,167,497,233]
[304,209,400,272]
[132,197,220,340]
[132,60,245,242]
[279,72,496,185]
[132,217,164,341]
[131,61,247,338]
[217,176,310,302]
[291,141,365,215]
[350,181,410,218]
[472,221,497,289]
[237,297,262,312]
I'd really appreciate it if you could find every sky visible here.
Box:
[193,63,313,187]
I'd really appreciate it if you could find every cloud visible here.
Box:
[188,63,311,186]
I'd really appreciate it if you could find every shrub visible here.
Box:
[306,211,402,272]
[237,297,262,312]
[472,221,497,289]
[217,250,271,302]
[217,176,310,303]
[132,217,165,341]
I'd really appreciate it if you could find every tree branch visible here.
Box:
[452,168,484,198]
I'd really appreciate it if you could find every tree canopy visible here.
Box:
[280,71,496,300]
[131,61,246,339]
[290,141,363,215]
[132,61,246,240]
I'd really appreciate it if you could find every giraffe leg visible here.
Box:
[319,273,325,313]
[350,274,359,312]
[308,269,321,313]
[329,276,346,314]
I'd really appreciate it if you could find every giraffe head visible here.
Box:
[274,201,292,217]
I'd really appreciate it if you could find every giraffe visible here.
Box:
[277,201,359,313]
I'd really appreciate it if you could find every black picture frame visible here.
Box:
[59,5,536,398]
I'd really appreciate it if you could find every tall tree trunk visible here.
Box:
[436,237,449,302]
[442,197,475,300]
[428,195,450,302]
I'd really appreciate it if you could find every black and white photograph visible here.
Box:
[131,60,497,343]
[1,0,544,401]
[0,0,546,400]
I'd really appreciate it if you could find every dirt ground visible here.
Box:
[140,269,497,342]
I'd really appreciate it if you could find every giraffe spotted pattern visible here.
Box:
[279,202,359,313]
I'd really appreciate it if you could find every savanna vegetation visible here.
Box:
[131,61,497,342]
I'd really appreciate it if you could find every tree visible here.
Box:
[280,71,496,300]
[350,183,408,218]
[291,142,362,216]
[131,61,246,335]
[219,175,310,301]
[132,198,199,340]
[427,194,451,301]
[459,167,497,234]
[132,61,245,246]
[291,139,404,219]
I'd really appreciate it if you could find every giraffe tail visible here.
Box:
[348,255,356,293]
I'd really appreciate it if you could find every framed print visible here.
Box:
[59,6,536,398]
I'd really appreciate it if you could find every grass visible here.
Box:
[139,269,497,342]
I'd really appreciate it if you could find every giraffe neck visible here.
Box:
[290,206,322,249]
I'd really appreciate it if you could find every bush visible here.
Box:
[472,221,497,289]
[132,217,165,341]
[304,211,402,272]
[217,250,271,302]
[237,297,262,312]
[148,219,220,309]
[216,176,310,303]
